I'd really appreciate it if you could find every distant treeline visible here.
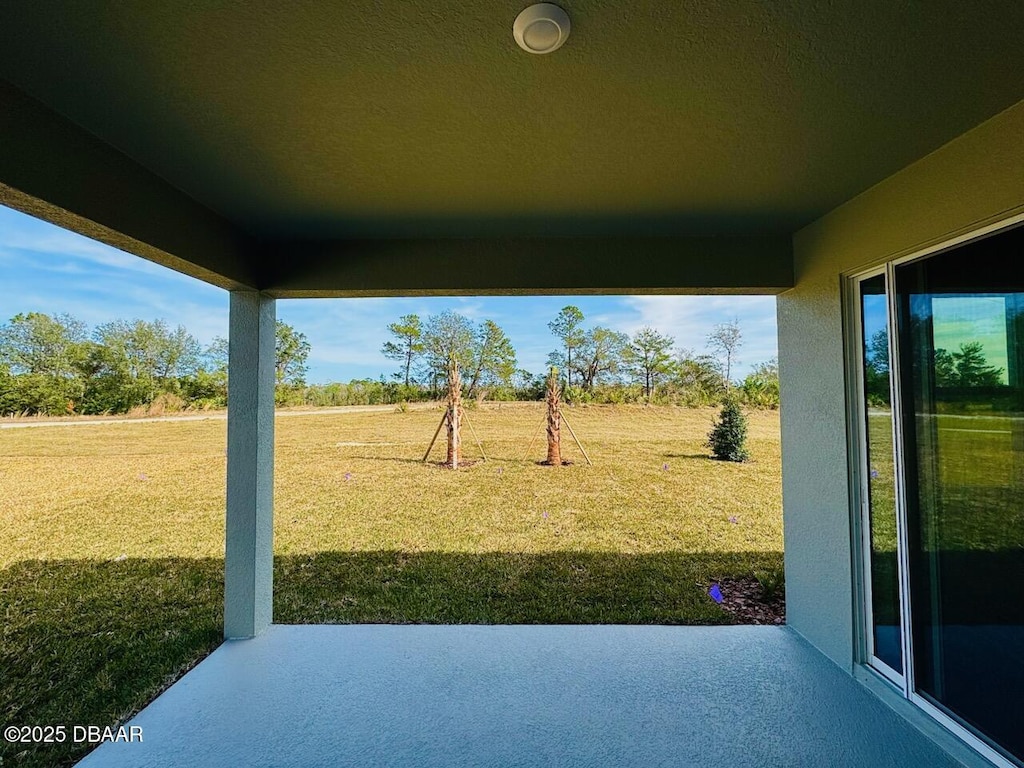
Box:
[0,313,310,416]
[367,307,778,409]
[0,307,779,417]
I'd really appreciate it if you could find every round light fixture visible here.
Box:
[513,3,571,54]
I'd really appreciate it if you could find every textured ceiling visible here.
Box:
[1,1,1023,239]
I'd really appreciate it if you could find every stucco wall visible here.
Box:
[778,98,1024,671]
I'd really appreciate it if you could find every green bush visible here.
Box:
[592,383,644,405]
[1,372,84,416]
[740,361,780,409]
[706,398,750,462]
[274,383,307,407]
[740,373,779,409]
[485,386,518,402]
[563,384,591,404]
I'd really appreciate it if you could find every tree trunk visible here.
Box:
[545,367,562,466]
[446,358,462,469]
[466,363,483,400]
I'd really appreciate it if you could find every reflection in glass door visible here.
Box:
[857,274,903,675]
[894,230,1024,764]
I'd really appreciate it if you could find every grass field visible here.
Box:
[1,403,782,767]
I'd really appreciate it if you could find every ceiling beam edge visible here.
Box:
[260,236,794,298]
[0,79,255,290]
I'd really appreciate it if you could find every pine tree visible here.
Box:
[707,398,750,462]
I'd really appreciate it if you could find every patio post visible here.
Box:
[224,290,276,639]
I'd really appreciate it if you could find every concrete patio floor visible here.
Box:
[77,625,962,767]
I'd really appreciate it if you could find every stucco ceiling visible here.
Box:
[1,1,1023,241]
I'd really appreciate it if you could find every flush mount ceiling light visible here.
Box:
[513,3,571,54]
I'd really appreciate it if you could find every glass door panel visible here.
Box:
[859,274,903,674]
[895,227,1024,763]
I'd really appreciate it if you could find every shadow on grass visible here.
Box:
[0,557,223,768]
[274,550,784,624]
[1,549,781,767]
[662,452,713,460]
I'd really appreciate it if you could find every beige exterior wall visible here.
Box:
[778,99,1024,670]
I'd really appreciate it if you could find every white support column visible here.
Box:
[224,291,276,639]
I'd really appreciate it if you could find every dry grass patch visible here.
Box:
[274,404,781,558]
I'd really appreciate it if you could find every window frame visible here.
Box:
[844,212,1024,768]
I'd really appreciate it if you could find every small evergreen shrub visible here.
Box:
[707,398,750,462]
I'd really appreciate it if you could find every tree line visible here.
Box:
[378,306,779,408]
[0,312,310,416]
[0,306,780,417]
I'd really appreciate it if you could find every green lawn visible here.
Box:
[1,404,783,767]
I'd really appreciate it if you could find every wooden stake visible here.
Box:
[422,410,448,462]
[560,412,593,466]
[524,415,546,460]
[462,409,488,461]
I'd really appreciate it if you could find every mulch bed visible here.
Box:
[714,575,786,625]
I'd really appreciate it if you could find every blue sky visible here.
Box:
[0,205,779,384]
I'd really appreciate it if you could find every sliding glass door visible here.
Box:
[853,222,1024,766]
[856,273,903,677]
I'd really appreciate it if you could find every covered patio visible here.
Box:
[77,625,960,768]
[1,2,1023,766]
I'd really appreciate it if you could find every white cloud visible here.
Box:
[278,298,423,375]
[1,227,173,278]
[606,295,778,374]
[0,206,228,345]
